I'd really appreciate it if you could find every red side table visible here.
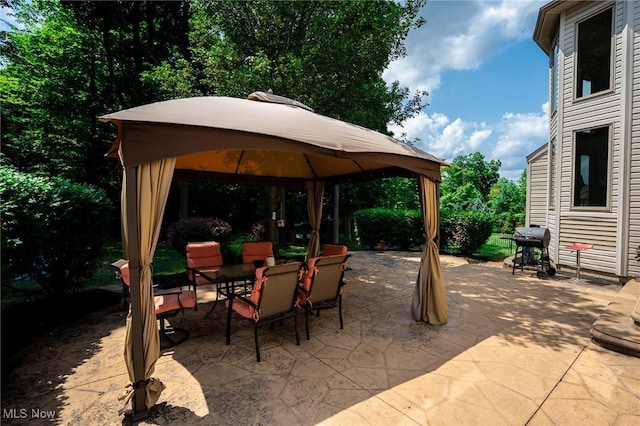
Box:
[565,243,594,283]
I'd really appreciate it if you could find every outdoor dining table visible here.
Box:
[192,263,258,298]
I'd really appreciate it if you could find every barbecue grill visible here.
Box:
[509,226,556,278]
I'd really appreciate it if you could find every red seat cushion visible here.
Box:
[225,266,267,319]
[297,257,320,305]
[155,290,197,315]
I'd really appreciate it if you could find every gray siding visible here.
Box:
[528,150,549,227]
[548,211,557,262]
[629,0,640,278]
[555,1,625,274]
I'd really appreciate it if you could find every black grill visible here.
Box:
[512,227,550,248]
[509,226,555,279]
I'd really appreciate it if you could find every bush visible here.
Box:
[440,210,493,256]
[0,167,114,295]
[222,233,257,264]
[166,217,232,256]
[353,208,423,250]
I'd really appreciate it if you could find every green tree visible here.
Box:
[143,0,428,131]
[440,152,501,203]
[441,182,485,212]
[2,0,429,250]
[487,170,526,232]
[1,0,192,187]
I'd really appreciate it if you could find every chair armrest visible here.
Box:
[154,288,184,297]
[233,293,257,309]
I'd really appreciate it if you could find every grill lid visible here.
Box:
[513,227,550,247]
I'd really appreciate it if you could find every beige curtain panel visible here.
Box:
[119,158,176,415]
[306,181,325,259]
[411,176,447,324]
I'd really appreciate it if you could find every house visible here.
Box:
[529,0,640,281]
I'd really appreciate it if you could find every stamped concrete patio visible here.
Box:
[2,251,639,425]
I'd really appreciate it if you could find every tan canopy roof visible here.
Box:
[99,92,445,185]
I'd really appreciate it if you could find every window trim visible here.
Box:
[570,124,612,212]
[548,138,556,210]
[550,38,559,115]
[572,6,615,102]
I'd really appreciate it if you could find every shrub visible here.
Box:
[166,217,232,255]
[440,210,493,256]
[222,233,257,264]
[0,167,114,295]
[250,221,267,240]
[353,208,423,250]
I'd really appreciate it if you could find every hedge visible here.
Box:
[1,167,113,295]
[440,210,493,255]
[353,208,423,250]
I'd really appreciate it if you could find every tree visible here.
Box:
[143,0,428,131]
[1,0,192,188]
[440,152,501,203]
[487,170,526,232]
[441,182,485,212]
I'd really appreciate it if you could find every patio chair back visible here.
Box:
[256,261,304,318]
[242,241,273,264]
[322,244,348,256]
[225,261,304,361]
[186,241,223,286]
[299,254,350,340]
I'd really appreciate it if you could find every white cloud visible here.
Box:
[384,0,546,89]
[385,0,549,180]
[391,102,548,181]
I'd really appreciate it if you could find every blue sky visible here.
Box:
[385,0,551,180]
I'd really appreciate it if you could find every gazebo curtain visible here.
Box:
[306,181,325,259]
[411,175,447,324]
[119,158,176,415]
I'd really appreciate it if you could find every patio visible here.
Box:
[2,251,639,425]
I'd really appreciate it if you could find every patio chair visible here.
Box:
[112,260,196,349]
[322,244,348,256]
[186,241,224,316]
[225,261,303,362]
[297,254,350,340]
[111,258,130,309]
[241,241,274,265]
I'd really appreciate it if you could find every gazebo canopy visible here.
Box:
[100,91,445,186]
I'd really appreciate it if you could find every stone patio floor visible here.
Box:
[2,251,639,425]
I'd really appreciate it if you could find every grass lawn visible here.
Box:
[441,233,515,261]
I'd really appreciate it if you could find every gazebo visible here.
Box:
[99,91,448,419]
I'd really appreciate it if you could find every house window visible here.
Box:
[573,126,609,207]
[576,8,612,98]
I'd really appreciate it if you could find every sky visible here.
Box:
[384,0,551,181]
